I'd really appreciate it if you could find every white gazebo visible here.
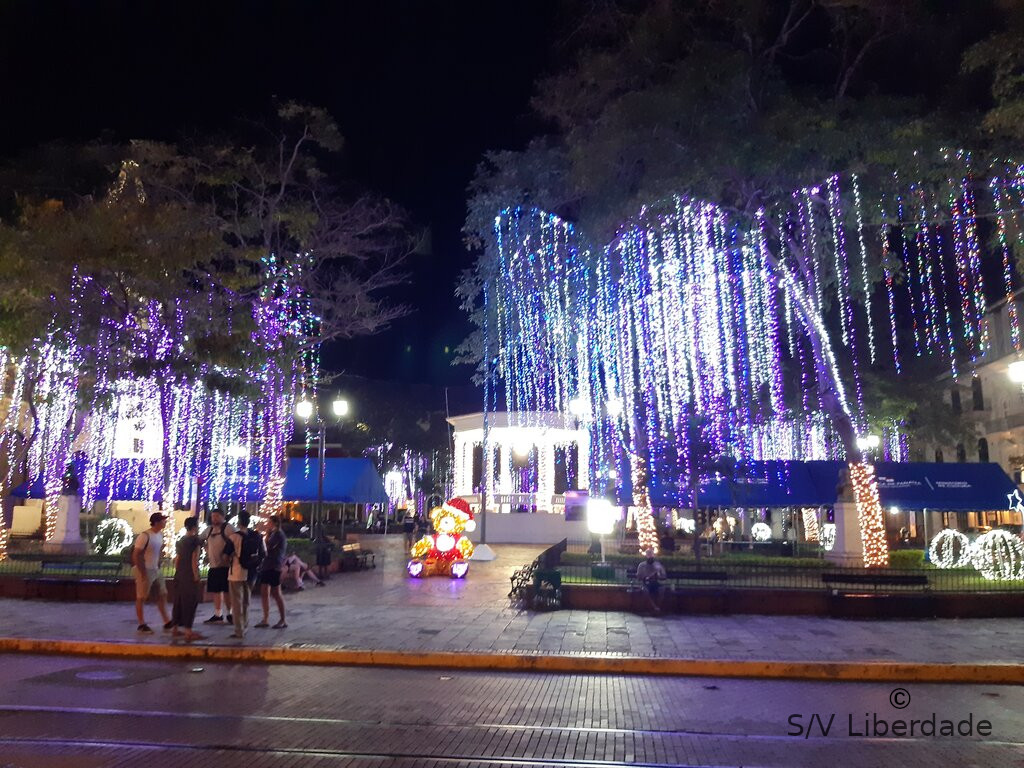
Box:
[448,411,590,514]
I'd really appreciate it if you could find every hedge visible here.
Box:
[559,552,827,569]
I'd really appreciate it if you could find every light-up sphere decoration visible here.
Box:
[751,522,772,542]
[928,529,972,569]
[1009,360,1024,384]
[91,517,135,556]
[820,523,837,551]
[970,530,1024,581]
[407,497,475,578]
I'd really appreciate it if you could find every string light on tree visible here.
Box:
[848,462,890,568]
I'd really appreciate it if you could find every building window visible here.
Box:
[951,388,962,414]
[934,449,944,463]
[956,443,966,463]
[978,438,989,463]
[972,378,985,411]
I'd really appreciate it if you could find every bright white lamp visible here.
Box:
[568,397,589,418]
[295,399,314,420]
[332,398,350,418]
[1009,361,1024,383]
[587,498,617,565]
[606,397,624,418]
[225,444,249,459]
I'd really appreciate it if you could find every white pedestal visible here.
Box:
[42,494,87,555]
[824,500,864,567]
[471,543,497,561]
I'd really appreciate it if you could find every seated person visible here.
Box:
[635,548,667,612]
[281,553,324,591]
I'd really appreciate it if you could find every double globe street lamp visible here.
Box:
[295,394,350,537]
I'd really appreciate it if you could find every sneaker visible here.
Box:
[163,621,175,631]
[137,624,153,634]
[203,615,224,624]
[226,614,233,624]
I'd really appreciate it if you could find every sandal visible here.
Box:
[254,621,269,628]
[272,621,288,629]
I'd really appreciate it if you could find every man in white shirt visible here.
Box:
[201,508,234,624]
[132,512,171,633]
[635,548,668,612]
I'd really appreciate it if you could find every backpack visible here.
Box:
[239,529,264,573]
[219,525,235,558]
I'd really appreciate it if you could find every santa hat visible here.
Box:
[442,497,474,520]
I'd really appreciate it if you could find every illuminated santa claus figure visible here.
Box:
[407,497,476,578]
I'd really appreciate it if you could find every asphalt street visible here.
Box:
[0,653,1019,767]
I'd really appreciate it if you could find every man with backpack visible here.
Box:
[131,512,172,633]
[227,511,264,640]
[201,507,234,624]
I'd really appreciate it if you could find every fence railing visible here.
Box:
[558,561,1023,593]
[0,553,181,579]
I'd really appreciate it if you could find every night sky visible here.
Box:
[0,1,554,386]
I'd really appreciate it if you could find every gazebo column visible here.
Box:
[576,433,590,492]
[537,436,555,512]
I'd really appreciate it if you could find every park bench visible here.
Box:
[509,560,538,600]
[338,542,374,571]
[821,572,929,593]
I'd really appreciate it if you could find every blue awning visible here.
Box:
[282,458,389,504]
[805,461,1019,511]
[616,460,1019,511]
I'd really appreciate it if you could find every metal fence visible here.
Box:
[559,539,1024,593]
[0,553,178,579]
[557,562,1024,592]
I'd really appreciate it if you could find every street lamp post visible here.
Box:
[296,394,349,539]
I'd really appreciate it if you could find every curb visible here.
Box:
[1,637,1022,684]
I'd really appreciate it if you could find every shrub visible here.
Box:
[888,549,926,569]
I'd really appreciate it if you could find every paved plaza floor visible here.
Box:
[0,536,1021,664]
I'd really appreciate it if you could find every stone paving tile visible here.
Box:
[1,536,1023,665]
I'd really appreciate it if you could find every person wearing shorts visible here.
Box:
[201,508,234,624]
[256,515,287,629]
[132,513,171,633]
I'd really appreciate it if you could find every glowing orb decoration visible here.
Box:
[91,517,135,556]
[970,530,1024,581]
[407,560,424,578]
[928,528,972,569]
[435,533,456,553]
[820,523,837,551]
[751,522,772,542]
[451,561,469,579]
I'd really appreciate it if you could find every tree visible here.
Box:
[460,1,1023,561]
[0,103,413,535]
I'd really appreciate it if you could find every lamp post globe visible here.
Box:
[295,399,314,420]
[332,398,350,418]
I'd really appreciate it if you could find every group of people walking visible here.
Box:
[130,508,292,641]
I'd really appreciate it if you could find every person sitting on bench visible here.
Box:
[635,548,667,613]
[281,553,324,591]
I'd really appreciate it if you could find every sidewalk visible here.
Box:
[1,536,1022,673]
